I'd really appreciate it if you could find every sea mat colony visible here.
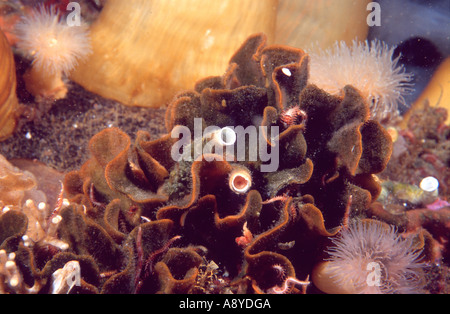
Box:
[1,33,405,294]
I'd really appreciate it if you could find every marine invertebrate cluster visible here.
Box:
[381,102,450,200]
[308,39,413,120]
[366,100,450,270]
[15,4,91,101]
[2,33,427,294]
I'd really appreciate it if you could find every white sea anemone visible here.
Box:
[308,40,414,120]
[15,5,91,100]
[16,5,91,74]
[323,220,425,294]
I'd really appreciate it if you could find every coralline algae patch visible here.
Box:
[1,30,449,294]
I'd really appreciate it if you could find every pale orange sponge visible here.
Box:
[15,5,91,101]
[308,40,413,120]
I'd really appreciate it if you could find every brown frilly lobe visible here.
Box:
[2,33,394,293]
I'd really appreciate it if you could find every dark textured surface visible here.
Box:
[0,79,167,172]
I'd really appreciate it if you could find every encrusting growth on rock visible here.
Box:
[1,33,438,294]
